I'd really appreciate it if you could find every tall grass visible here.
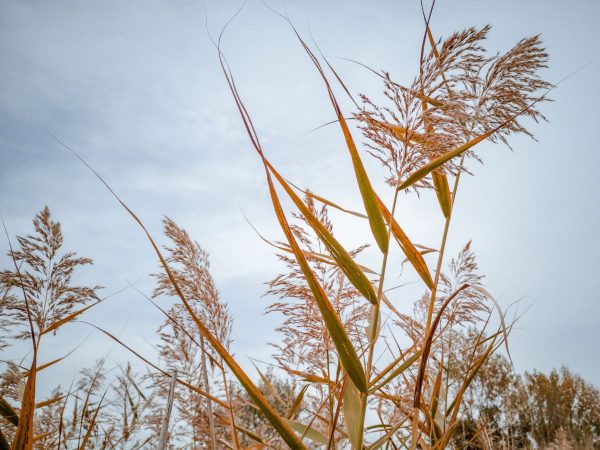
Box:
[0,4,554,449]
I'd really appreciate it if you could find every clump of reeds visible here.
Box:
[0,4,553,449]
[211,8,551,449]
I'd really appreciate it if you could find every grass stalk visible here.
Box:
[199,336,218,450]
[158,370,177,450]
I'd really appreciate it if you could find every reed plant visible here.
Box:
[0,4,553,449]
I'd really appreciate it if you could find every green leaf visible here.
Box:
[267,161,379,304]
[264,171,368,394]
[338,118,390,254]
[432,171,452,218]
[294,31,389,253]
[398,128,497,191]
[366,304,381,344]
[370,350,423,393]
[283,419,329,445]
[375,195,434,289]
[343,378,366,450]
[287,385,308,419]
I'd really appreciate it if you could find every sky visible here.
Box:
[0,0,599,397]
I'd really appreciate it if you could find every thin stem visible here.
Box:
[221,368,240,450]
[425,156,465,334]
[200,336,218,450]
[325,345,335,447]
[158,369,177,450]
[410,156,466,450]
[366,188,400,378]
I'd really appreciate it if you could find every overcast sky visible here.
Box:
[1,0,599,395]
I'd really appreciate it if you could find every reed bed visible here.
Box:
[0,3,561,449]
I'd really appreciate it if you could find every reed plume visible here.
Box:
[0,207,101,339]
[151,217,235,448]
[355,26,551,191]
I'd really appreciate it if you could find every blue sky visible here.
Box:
[1,0,599,395]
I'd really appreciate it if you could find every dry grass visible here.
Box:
[0,3,559,449]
